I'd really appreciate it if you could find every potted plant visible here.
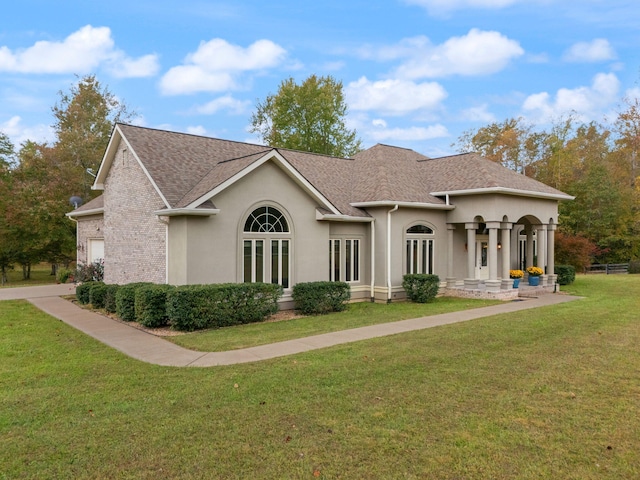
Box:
[526,266,544,286]
[510,269,524,288]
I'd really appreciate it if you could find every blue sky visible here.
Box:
[1,0,639,157]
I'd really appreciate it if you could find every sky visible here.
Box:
[1,0,639,158]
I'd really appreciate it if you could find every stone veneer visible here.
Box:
[102,140,167,284]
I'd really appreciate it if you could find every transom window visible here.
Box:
[406,224,435,275]
[243,206,290,288]
[244,206,289,233]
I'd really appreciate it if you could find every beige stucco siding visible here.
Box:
[446,194,559,225]
[167,160,331,286]
[103,140,167,284]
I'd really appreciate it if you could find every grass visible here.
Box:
[0,262,62,288]
[1,274,639,479]
[168,296,501,351]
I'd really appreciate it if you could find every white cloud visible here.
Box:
[393,30,523,79]
[522,72,620,123]
[404,0,523,16]
[193,95,251,115]
[1,116,53,146]
[346,77,447,115]
[563,38,616,63]
[0,25,159,77]
[368,123,449,142]
[186,125,208,136]
[460,104,497,123]
[160,39,286,95]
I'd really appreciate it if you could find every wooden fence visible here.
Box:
[584,263,630,274]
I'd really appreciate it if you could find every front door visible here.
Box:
[475,237,489,280]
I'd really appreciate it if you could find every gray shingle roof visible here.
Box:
[114,124,570,217]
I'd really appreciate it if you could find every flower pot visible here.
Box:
[512,279,520,288]
[528,276,540,286]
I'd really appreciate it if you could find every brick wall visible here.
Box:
[103,140,167,284]
[75,215,103,265]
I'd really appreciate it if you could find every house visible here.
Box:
[67,123,573,306]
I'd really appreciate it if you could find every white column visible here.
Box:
[501,223,512,289]
[547,224,557,286]
[446,224,456,288]
[465,223,478,289]
[536,224,548,285]
[486,221,501,292]
[526,226,535,270]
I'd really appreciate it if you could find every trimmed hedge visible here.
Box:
[629,260,640,274]
[166,283,282,332]
[115,283,153,321]
[89,283,109,309]
[292,281,350,315]
[103,284,120,314]
[402,274,440,303]
[76,281,101,305]
[555,265,576,285]
[135,284,174,328]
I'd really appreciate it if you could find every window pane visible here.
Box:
[345,240,352,282]
[353,240,359,282]
[421,240,427,274]
[255,240,264,282]
[271,240,279,285]
[412,239,419,274]
[406,240,411,274]
[333,240,340,282]
[243,240,252,283]
[428,239,434,274]
[282,240,289,288]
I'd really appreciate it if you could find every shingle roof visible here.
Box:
[112,124,570,217]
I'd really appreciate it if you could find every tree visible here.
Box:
[250,75,362,157]
[455,117,537,174]
[52,74,135,200]
[0,132,17,284]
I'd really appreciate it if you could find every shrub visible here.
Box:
[76,281,100,305]
[555,265,576,285]
[116,283,153,321]
[135,284,174,328]
[56,268,73,284]
[75,259,104,282]
[167,283,282,332]
[402,274,440,303]
[89,283,109,309]
[292,281,351,315]
[629,260,640,274]
[103,284,120,314]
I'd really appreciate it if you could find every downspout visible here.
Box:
[387,204,399,302]
[370,219,376,302]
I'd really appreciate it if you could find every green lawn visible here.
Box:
[1,275,639,479]
[0,262,62,287]
[169,296,501,352]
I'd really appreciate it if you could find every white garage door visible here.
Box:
[88,239,104,263]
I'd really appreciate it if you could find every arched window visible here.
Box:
[406,224,435,275]
[244,206,289,233]
[243,206,290,288]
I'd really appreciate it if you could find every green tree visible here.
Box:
[53,74,135,200]
[0,132,17,284]
[250,75,362,157]
[455,117,538,174]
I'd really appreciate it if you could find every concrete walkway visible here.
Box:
[8,286,582,367]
